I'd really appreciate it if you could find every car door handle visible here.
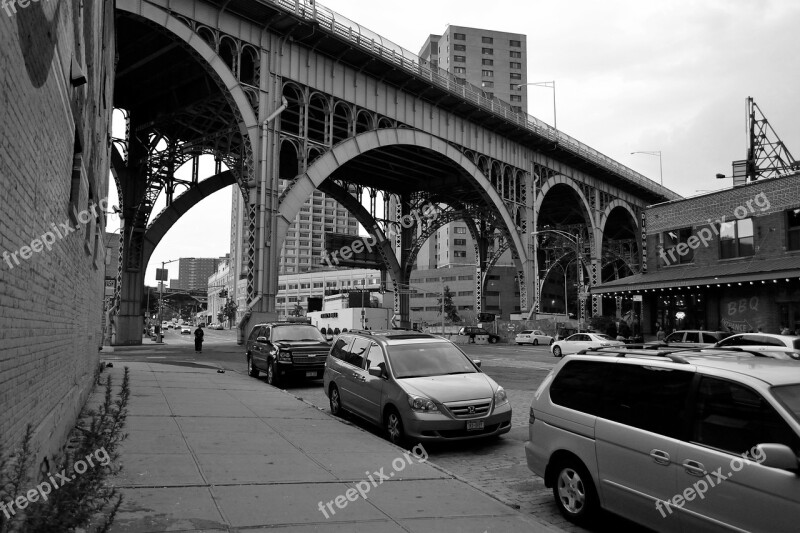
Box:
[650,449,671,466]
[683,460,707,477]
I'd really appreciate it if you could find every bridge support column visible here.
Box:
[394,196,411,328]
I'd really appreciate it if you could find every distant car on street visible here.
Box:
[181,326,192,335]
[550,332,624,357]
[515,330,554,346]
[458,326,500,344]
[652,329,731,348]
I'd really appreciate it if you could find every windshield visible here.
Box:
[387,342,479,378]
[272,326,326,342]
[772,384,800,424]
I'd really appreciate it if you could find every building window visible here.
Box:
[454,239,467,245]
[482,81,494,88]
[482,58,493,66]
[481,36,493,44]
[660,228,694,265]
[788,209,800,251]
[484,92,494,99]
[510,61,522,69]
[510,51,521,58]
[453,66,466,74]
[510,95,522,102]
[719,219,754,259]
[454,227,467,234]
[511,105,523,113]
[453,55,466,63]
[510,39,521,47]
[481,70,493,77]
[481,47,493,55]
[454,251,467,258]
[453,32,465,40]
[454,44,466,51]
[458,275,474,280]
[510,72,522,80]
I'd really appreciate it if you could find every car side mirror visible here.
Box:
[756,443,799,472]
[368,366,385,378]
[256,336,267,343]
[472,359,481,368]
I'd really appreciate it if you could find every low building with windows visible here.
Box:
[276,268,385,319]
[594,173,800,335]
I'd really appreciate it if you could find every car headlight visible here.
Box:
[494,386,508,405]
[278,350,292,361]
[407,394,438,412]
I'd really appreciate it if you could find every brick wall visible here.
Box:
[0,0,115,462]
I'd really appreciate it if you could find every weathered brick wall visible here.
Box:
[0,0,115,462]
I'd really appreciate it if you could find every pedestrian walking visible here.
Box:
[656,326,665,342]
[194,325,204,353]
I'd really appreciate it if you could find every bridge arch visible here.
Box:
[535,174,596,233]
[599,199,638,237]
[117,0,258,197]
[278,129,527,267]
[142,171,237,270]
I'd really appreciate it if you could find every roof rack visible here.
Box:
[577,346,690,364]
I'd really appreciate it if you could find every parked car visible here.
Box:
[515,330,554,346]
[550,332,624,357]
[324,330,511,444]
[245,322,330,386]
[180,326,192,335]
[653,329,732,348]
[714,332,800,350]
[526,347,800,532]
[458,326,500,344]
[213,323,224,330]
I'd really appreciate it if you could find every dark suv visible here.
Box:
[245,322,330,386]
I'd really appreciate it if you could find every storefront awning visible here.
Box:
[593,256,800,294]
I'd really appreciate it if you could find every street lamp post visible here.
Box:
[631,151,663,186]
[514,81,556,130]
[156,259,178,343]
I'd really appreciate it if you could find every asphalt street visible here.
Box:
[106,331,648,533]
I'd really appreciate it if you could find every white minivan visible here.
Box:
[526,348,800,532]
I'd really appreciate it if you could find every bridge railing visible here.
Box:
[269,0,678,200]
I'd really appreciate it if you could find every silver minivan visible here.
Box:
[323,330,512,445]
[525,348,800,532]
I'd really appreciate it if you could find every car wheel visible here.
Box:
[266,359,281,387]
[553,346,562,357]
[552,460,598,526]
[489,336,497,344]
[329,385,344,417]
[385,407,406,447]
[533,339,539,346]
[247,355,259,378]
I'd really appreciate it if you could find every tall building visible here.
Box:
[419,25,528,113]
[178,257,219,291]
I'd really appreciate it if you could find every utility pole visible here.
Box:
[156,259,178,343]
[441,280,445,335]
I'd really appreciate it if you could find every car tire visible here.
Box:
[489,336,497,344]
[266,359,281,387]
[533,339,539,346]
[553,346,562,357]
[247,355,259,378]
[552,459,599,526]
[329,384,344,417]
[385,407,407,447]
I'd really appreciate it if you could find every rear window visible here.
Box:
[794,339,800,350]
[521,330,533,334]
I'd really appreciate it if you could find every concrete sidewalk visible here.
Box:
[103,361,558,532]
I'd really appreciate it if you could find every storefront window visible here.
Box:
[654,293,706,333]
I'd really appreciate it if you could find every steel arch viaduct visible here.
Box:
[111,0,679,344]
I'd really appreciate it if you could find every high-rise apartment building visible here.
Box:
[177,257,218,291]
[419,26,528,113]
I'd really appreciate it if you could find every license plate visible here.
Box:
[466,420,484,431]
[306,371,317,378]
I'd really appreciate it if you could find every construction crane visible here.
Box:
[719,97,799,185]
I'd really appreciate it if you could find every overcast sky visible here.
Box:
[117,0,800,287]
